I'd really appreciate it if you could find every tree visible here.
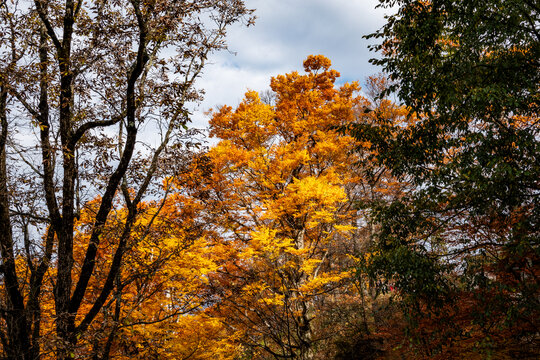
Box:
[359,0,539,357]
[180,56,407,359]
[7,187,238,360]
[67,192,236,360]
[0,1,252,359]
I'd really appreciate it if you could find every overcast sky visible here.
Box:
[190,0,392,129]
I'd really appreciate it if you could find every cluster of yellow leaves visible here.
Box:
[26,191,240,359]
[187,55,393,356]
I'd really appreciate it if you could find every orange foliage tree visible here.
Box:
[177,56,407,359]
[30,189,239,360]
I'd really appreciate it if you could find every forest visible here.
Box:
[0,0,538,359]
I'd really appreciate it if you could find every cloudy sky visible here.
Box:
[190,0,393,129]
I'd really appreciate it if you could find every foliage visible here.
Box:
[10,192,239,359]
[69,194,238,360]
[0,1,252,359]
[356,0,540,358]
[0,0,532,358]
[175,56,409,359]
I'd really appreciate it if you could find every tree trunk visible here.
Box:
[0,86,31,360]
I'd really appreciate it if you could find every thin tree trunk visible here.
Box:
[0,84,31,360]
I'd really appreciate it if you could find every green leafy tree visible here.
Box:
[356,1,539,358]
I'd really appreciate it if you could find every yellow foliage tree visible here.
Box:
[180,56,407,359]
[21,191,239,360]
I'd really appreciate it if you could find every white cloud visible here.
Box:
[189,0,393,130]
[189,63,273,129]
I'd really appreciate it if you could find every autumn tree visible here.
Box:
[356,0,539,357]
[10,182,239,360]
[0,1,252,359]
[178,56,407,359]
[67,189,236,360]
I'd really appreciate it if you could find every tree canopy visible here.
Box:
[355,0,539,357]
[0,0,537,359]
[0,1,251,359]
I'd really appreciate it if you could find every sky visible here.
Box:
[189,0,393,130]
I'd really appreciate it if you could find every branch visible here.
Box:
[10,89,39,119]
[68,0,149,315]
[37,21,62,230]
[22,220,36,273]
[74,208,135,334]
[33,0,62,51]
[74,0,84,19]
[8,140,44,177]
[69,112,125,149]
[27,225,55,338]
[9,210,49,223]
